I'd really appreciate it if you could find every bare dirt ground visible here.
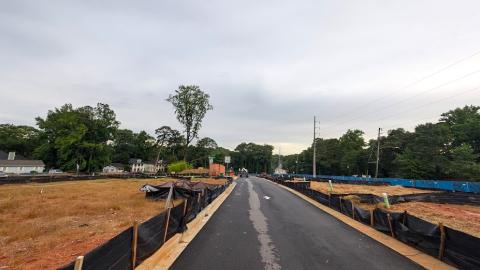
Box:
[191,177,227,185]
[0,177,222,269]
[389,202,480,238]
[309,182,480,237]
[310,181,436,196]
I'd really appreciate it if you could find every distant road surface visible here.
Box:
[171,177,423,270]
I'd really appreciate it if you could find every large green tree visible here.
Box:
[0,124,43,158]
[35,103,119,172]
[440,105,480,155]
[111,129,156,165]
[234,143,274,173]
[167,85,213,160]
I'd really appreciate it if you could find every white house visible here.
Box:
[102,165,124,173]
[0,160,45,174]
[130,162,161,173]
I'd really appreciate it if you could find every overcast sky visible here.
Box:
[1,1,480,154]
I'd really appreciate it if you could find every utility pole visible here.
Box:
[295,154,299,175]
[313,116,316,177]
[375,127,382,179]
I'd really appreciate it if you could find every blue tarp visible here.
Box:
[287,174,480,193]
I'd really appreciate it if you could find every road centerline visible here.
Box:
[246,178,281,270]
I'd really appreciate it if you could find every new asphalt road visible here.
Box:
[171,177,424,270]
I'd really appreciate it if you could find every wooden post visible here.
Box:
[163,208,172,243]
[328,194,331,207]
[131,221,138,268]
[339,197,343,212]
[370,209,374,227]
[402,210,407,225]
[351,201,355,220]
[387,213,395,238]
[183,199,188,216]
[438,222,446,260]
[74,256,84,270]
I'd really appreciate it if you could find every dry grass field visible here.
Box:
[0,177,221,269]
[310,181,436,196]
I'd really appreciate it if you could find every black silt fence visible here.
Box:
[310,190,330,206]
[260,176,480,270]
[59,227,133,270]
[184,198,201,223]
[165,202,187,241]
[444,227,480,269]
[135,212,167,265]
[58,183,231,270]
[353,206,371,225]
[394,214,440,257]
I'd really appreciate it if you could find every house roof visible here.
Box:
[0,150,28,160]
[0,160,45,167]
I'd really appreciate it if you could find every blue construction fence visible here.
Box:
[286,174,480,193]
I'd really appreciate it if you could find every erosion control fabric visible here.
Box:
[264,175,480,270]
[58,180,231,270]
[58,228,133,270]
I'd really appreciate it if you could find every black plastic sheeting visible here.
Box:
[444,227,480,269]
[272,177,480,206]
[263,176,480,270]
[394,214,440,257]
[58,182,230,270]
[165,202,187,241]
[135,211,167,264]
[59,228,133,270]
[390,192,480,206]
[353,206,371,224]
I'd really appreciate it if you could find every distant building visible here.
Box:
[209,163,225,177]
[0,151,45,174]
[129,159,163,174]
[103,164,125,173]
[274,167,287,175]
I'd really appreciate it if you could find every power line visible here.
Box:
[324,49,480,124]
[374,85,480,125]
[323,85,479,138]
[323,69,480,132]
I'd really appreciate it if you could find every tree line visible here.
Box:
[282,105,480,181]
[0,85,275,173]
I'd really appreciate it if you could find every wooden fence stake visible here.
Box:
[339,197,343,212]
[163,208,172,243]
[131,221,138,268]
[328,194,331,207]
[402,210,407,225]
[351,201,355,220]
[387,213,395,238]
[438,222,446,260]
[74,256,84,270]
[183,199,188,215]
[370,209,374,227]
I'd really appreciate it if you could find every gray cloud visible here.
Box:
[1,0,480,154]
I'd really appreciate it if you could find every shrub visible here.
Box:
[167,161,192,173]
